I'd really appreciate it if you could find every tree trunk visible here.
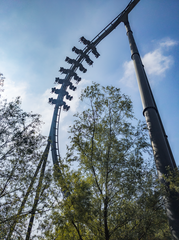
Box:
[104,197,109,240]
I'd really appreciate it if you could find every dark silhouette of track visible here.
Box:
[48,0,140,166]
[11,1,179,239]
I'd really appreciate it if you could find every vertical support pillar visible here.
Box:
[123,16,179,240]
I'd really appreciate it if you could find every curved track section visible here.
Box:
[49,0,140,166]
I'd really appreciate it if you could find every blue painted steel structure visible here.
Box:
[48,1,179,239]
[23,0,179,239]
[48,0,140,166]
[123,16,179,240]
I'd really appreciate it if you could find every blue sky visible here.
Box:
[0,0,179,164]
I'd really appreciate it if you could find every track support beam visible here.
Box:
[123,16,179,240]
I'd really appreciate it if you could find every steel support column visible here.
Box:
[123,16,179,240]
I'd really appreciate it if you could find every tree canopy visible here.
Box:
[0,98,52,239]
[40,83,172,240]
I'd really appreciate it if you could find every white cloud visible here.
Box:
[26,89,53,137]
[60,78,91,132]
[142,49,173,76]
[159,38,178,48]
[1,75,91,141]
[119,38,177,88]
[1,77,28,101]
[65,79,91,113]
[120,60,137,89]
[50,78,91,158]
[1,79,52,136]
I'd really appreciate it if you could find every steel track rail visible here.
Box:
[49,0,140,166]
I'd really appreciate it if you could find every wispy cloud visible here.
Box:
[119,38,178,88]
[1,79,52,136]
[119,60,137,88]
[142,49,173,76]
[2,78,28,102]
[1,76,90,139]
[159,38,178,48]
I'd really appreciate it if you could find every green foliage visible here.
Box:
[164,166,179,193]
[0,98,52,239]
[40,83,172,240]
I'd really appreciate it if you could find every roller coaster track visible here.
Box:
[49,0,140,166]
[9,1,179,239]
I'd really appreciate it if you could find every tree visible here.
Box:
[0,97,52,239]
[40,83,172,240]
